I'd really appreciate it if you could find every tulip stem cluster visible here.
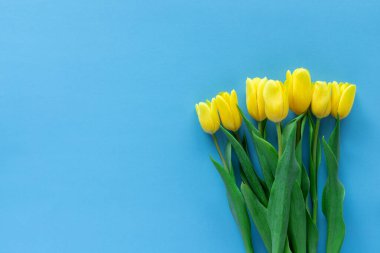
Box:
[195,68,356,253]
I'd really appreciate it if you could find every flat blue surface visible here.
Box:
[0,0,379,252]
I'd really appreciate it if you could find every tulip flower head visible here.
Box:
[246,77,267,121]
[263,80,289,123]
[285,68,313,115]
[215,90,242,132]
[331,82,356,119]
[195,98,220,134]
[311,81,332,119]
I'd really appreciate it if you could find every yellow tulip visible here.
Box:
[311,81,331,118]
[263,80,289,123]
[285,68,312,115]
[195,98,220,134]
[215,90,242,131]
[331,82,356,119]
[246,77,267,121]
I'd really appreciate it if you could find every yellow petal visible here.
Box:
[230,89,238,105]
[263,80,285,123]
[210,98,220,132]
[339,83,349,95]
[311,81,331,118]
[221,92,230,104]
[246,78,259,120]
[330,81,340,118]
[281,82,289,120]
[285,70,294,110]
[230,89,242,131]
[257,78,267,121]
[291,68,312,114]
[338,84,356,119]
[246,77,266,121]
[216,94,235,131]
[196,102,214,133]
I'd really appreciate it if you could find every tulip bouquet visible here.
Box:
[195,68,356,253]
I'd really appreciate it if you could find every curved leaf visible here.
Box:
[328,118,340,161]
[288,184,306,253]
[267,121,299,253]
[221,126,268,206]
[241,183,271,252]
[210,157,255,253]
[284,239,292,253]
[295,115,310,200]
[322,137,345,253]
[306,210,319,253]
[238,106,278,190]
[252,132,278,189]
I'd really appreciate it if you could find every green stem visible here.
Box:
[233,131,241,143]
[258,121,264,137]
[296,119,302,144]
[212,134,227,169]
[276,122,282,157]
[311,118,321,223]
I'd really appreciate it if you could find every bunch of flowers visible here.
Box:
[195,68,356,253]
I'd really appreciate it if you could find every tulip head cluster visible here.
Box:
[196,68,356,134]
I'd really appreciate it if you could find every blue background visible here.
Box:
[0,0,379,252]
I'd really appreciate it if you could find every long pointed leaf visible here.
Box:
[241,183,271,252]
[328,118,340,161]
[210,157,255,253]
[322,137,345,253]
[295,116,310,200]
[239,106,278,190]
[306,210,319,253]
[267,121,299,253]
[288,184,306,253]
[221,126,268,206]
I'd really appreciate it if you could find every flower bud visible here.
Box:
[246,77,267,121]
[215,90,242,132]
[195,98,220,134]
[285,68,312,115]
[311,81,331,118]
[331,82,356,119]
[263,80,289,123]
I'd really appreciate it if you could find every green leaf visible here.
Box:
[284,239,292,253]
[241,183,271,252]
[242,134,249,153]
[328,118,340,161]
[239,106,278,190]
[252,131,277,189]
[237,106,261,137]
[267,121,299,253]
[258,119,268,139]
[307,112,321,253]
[288,184,306,253]
[225,142,232,173]
[308,114,321,168]
[322,137,345,253]
[221,126,268,207]
[295,116,310,200]
[306,210,319,253]
[210,157,255,253]
[300,163,310,201]
[288,116,307,253]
